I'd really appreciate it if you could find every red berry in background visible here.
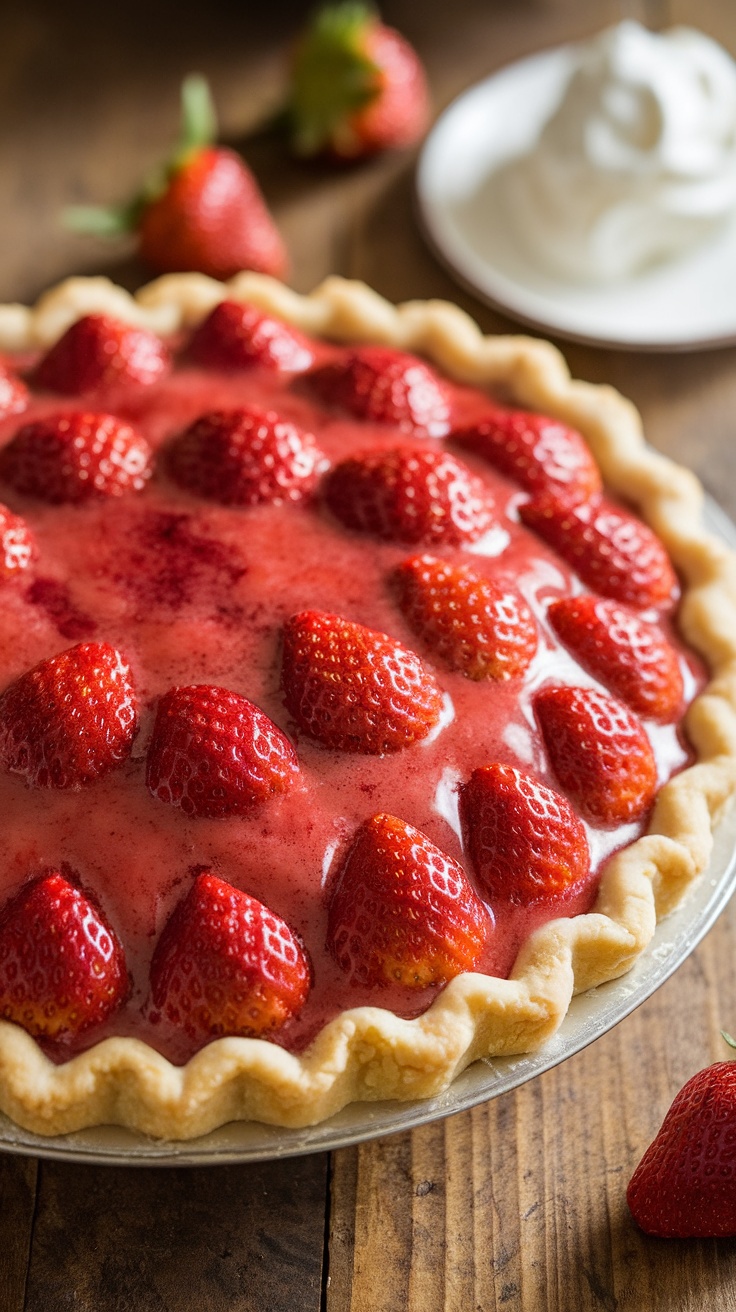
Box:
[520,494,679,612]
[64,77,287,282]
[34,314,169,395]
[281,610,444,753]
[310,346,451,436]
[0,503,34,580]
[146,684,300,818]
[453,407,602,502]
[627,1050,736,1238]
[534,685,657,825]
[150,872,311,1041]
[324,445,494,546]
[188,300,315,373]
[0,365,28,420]
[327,813,492,987]
[167,407,325,507]
[0,641,138,789]
[0,872,128,1041]
[395,554,537,680]
[460,763,590,906]
[548,595,684,722]
[0,412,152,504]
[288,3,430,160]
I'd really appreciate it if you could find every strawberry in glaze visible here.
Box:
[0,365,28,420]
[327,813,492,987]
[282,610,444,753]
[0,642,138,789]
[1,412,153,503]
[395,554,537,680]
[454,406,602,502]
[188,300,315,374]
[520,494,679,612]
[0,504,34,579]
[324,444,494,545]
[34,314,169,395]
[150,872,311,1041]
[167,407,325,507]
[460,763,590,905]
[310,346,451,436]
[146,684,300,818]
[548,595,684,721]
[0,872,128,1040]
[535,685,658,824]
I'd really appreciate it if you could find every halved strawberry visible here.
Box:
[188,301,315,374]
[0,412,153,504]
[281,610,444,753]
[548,595,684,721]
[324,444,494,545]
[34,314,169,395]
[327,813,492,987]
[0,872,128,1040]
[0,503,34,579]
[167,407,325,507]
[146,684,300,818]
[0,641,138,788]
[310,346,451,437]
[0,366,28,420]
[519,494,679,612]
[453,406,602,501]
[460,763,590,905]
[150,871,311,1041]
[535,685,657,824]
[395,554,537,680]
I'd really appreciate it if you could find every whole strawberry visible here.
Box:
[146,684,300,818]
[188,301,315,374]
[310,346,451,436]
[0,504,34,580]
[150,872,311,1041]
[0,872,128,1040]
[0,641,138,788]
[327,813,491,987]
[1,412,153,504]
[627,1048,736,1238]
[288,4,430,160]
[65,76,287,281]
[453,406,602,503]
[34,314,169,395]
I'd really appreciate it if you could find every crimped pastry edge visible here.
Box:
[0,271,735,1140]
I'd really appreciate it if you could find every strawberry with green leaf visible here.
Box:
[65,76,287,282]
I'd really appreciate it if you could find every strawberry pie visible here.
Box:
[0,272,732,1140]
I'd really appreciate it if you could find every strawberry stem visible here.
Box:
[722,1030,736,1050]
[288,2,381,156]
[175,74,218,162]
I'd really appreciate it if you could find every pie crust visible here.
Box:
[0,271,735,1141]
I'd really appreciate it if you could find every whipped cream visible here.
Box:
[501,22,736,282]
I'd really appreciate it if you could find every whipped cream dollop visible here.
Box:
[501,22,736,282]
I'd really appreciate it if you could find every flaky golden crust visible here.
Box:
[0,272,734,1139]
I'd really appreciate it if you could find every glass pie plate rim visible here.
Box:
[0,498,733,1167]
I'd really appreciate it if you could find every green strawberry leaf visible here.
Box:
[288,3,381,156]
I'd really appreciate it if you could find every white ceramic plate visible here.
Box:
[416,45,736,351]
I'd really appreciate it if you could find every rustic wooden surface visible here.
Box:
[2,0,736,1308]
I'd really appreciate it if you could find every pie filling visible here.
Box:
[0,307,701,1067]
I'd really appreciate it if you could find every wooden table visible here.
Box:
[2,1,736,1307]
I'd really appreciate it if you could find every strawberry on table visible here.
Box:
[627,1044,736,1238]
[65,76,287,281]
[0,412,153,504]
[281,610,444,753]
[150,872,311,1041]
[460,763,590,905]
[324,444,494,545]
[548,595,684,721]
[0,872,128,1040]
[535,685,657,824]
[0,504,34,580]
[146,684,300,818]
[327,813,492,987]
[0,641,138,789]
[167,407,326,507]
[188,300,315,374]
[0,365,28,420]
[453,406,602,502]
[310,346,451,436]
[287,3,430,160]
[395,554,537,680]
[34,314,169,395]
[520,494,680,612]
